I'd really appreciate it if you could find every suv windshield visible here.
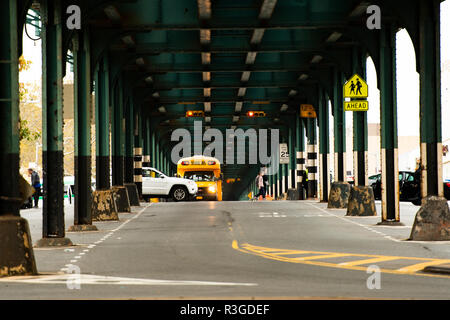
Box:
[184,171,214,182]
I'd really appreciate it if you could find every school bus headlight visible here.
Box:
[208,185,216,193]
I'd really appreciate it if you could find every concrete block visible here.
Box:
[111,186,131,213]
[92,190,118,221]
[409,196,450,241]
[346,186,377,216]
[328,182,351,209]
[0,216,37,277]
[124,183,140,206]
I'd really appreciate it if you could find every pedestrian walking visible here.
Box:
[254,170,266,200]
[28,168,41,208]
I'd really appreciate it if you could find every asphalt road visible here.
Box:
[1,199,450,299]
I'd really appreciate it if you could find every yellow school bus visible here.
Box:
[177,155,222,201]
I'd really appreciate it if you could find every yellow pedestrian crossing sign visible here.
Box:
[343,74,368,98]
[344,100,369,111]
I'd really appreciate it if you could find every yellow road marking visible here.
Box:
[397,260,450,273]
[294,253,353,261]
[233,241,450,279]
[339,256,399,266]
[270,251,314,255]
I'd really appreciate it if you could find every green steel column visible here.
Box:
[274,170,278,198]
[143,116,151,167]
[380,24,400,222]
[72,30,95,229]
[288,125,295,190]
[276,161,280,196]
[306,117,317,198]
[95,55,110,190]
[0,0,38,276]
[134,106,143,196]
[112,78,124,186]
[270,174,274,197]
[296,116,306,199]
[39,0,72,245]
[319,87,330,202]
[151,132,156,168]
[0,0,20,216]
[124,97,134,183]
[163,149,167,174]
[333,68,346,182]
[352,47,369,186]
[419,0,443,198]
[155,142,160,170]
[281,156,285,195]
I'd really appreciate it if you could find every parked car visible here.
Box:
[369,171,450,205]
[444,179,450,200]
[369,174,381,200]
[141,167,198,202]
[398,171,421,205]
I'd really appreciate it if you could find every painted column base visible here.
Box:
[67,224,98,232]
[409,196,450,241]
[327,182,351,209]
[34,237,73,248]
[0,216,38,277]
[92,190,119,221]
[346,186,377,216]
[376,220,405,226]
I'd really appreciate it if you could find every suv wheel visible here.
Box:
[171,186,187,202]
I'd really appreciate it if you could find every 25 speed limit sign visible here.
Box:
[279,143,289,164]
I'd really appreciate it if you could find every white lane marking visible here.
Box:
[0,274,258,287]
[61,204,152,271]
[305,203,402,243]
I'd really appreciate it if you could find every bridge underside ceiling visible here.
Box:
[17,0,439,181]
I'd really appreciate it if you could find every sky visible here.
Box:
[19,1,450,141]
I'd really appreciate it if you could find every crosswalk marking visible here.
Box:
[233,241,450,279]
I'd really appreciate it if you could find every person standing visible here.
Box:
[28,168,41,208]
[254,171,266,200]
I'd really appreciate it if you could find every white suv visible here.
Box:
[142,167,198,201]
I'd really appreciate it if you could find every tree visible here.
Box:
[19,55,41,142]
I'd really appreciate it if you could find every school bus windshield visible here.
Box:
[184,171,215,182]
